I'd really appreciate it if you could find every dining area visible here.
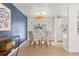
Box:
[27,15,65,48]
[28,23,52,47]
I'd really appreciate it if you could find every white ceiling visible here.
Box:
[13,3,68,17]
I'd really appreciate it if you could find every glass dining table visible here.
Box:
[33,29,47,46]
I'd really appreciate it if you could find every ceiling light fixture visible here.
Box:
[36,10,45,21]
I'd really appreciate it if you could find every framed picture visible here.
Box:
[0,7,11,31]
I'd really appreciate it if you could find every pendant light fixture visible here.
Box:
[36,10,45,21]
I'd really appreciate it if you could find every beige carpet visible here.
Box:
[12,41,79,56]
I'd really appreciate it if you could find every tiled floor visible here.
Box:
[12,41,79,56]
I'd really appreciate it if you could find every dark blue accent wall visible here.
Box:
[0,3,27,43]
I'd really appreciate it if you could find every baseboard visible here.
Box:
[7,40,28,56]
[69,50,79,53]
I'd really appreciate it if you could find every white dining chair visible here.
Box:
[41,31,52,47]
[28,31,40,47]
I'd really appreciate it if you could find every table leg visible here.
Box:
[45,41,48,47]
[49,40,51,46]
[38,40,41,46]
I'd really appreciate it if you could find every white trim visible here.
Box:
[7,40,28,56]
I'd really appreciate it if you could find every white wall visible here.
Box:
[54,17,63,42]
[69,4,79,52]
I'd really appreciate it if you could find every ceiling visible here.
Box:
[13,3,68,18]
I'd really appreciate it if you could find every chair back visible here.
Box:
[29,31,34,41]
[46,31,51,40]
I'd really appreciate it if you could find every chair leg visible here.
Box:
[33,41,36,47]
[38,40,41,46]
[49,40,51,46]
[40,40,42,46]
[29,41,32,47]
